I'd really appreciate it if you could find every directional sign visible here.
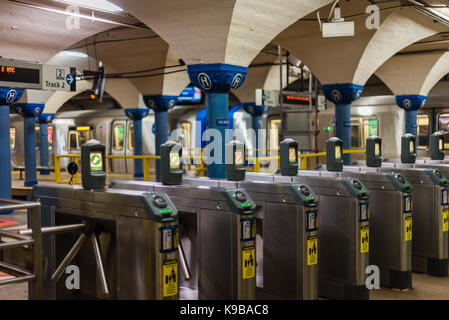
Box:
[0,58,76,91]
[42,65,76,92]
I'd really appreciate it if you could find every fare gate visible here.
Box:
[109,180,257,300]
[181,176,320,300]
[28,185,180,299]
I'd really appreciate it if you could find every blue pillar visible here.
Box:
[144,96,178,182]
[395,95,427,137]
[187,63,248,179]
[14,104,43,187]
[323,84,364,165]
[37,113,55,175]
[125,108,149,178]
[0,89,23,208]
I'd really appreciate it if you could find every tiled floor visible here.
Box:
[1,273,448,300]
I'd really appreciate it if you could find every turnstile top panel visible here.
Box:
[109,180,257,215]
[29,184,179,221]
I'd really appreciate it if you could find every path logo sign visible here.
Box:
[90,152,103,172]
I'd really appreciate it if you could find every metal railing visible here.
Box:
[54,148,366,182]
[0,199,43,299]
[54,154,160,184]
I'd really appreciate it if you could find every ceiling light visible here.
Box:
[57,0,123,13]
[62,50,88,58]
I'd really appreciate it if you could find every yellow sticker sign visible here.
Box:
[405,216,412,241]
[162,260,178,297]
[242,246,255,279]
[443,209,449,232]
[360,226,369,253]
[307,237,318,266]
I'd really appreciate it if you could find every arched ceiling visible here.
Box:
[376,51,449,96]
[274,1,449,86]
[109,0,334,66]
[0,0,131,63]
[66,28,190,96]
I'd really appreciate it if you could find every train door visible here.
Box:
[110,120,127,173]
[126,121,134,174]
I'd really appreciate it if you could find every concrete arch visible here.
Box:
[43,78,145,114]
[0,1,114,63]
[68,28,190,96]
[376,52,449,96]
[109,0,334,66]
[275,5,448,86]
[354,8,449,85]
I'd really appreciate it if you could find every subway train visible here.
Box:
[9,90,449,175]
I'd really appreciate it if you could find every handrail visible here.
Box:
[54,154,160,184]
[0,198,43,299]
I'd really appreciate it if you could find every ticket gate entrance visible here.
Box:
[311,167,413,289]
[108,180,257,300]
[271,173,370,300]
[374,166,449,277]
[180,176,319,300]
[28,185,180,299]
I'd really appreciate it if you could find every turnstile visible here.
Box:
[181,176,319,300]
[271,172,371,300]
[28,185,180,300]
[313,168,413,289]
[357,165,449,277]
[108,180,257,300]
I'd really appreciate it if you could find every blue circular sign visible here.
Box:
[5,89,17,104]
[66,73,75,86]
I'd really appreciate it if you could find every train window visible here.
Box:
[128,123,133,150]
[438,114,449,147]
[180,122,191,150]
[268,119,281,152]
[417,114,430,150]
[350,117,378,149]
[67,127,93,150]
[10,128,16,151]
[35,125,40,150]
[113,124,125,151]
[68,131,78,150]
[48,125,54,151]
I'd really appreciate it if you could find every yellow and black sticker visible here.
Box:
[307,237,318,266]
[162,260,178,297]
[360,226,369,253]
[405,216,412,241]
[242,246,256,279]
[443,209,449,232]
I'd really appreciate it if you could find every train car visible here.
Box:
[11,109,155,175]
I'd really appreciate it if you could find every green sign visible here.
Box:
[368,119,378,136]
[90,152,103,172]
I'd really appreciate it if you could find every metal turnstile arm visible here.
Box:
[90,234,110,297]
[178,239,191,281]
[51,233,87,282]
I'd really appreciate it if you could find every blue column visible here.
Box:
[125,108,149,178]
[0,89,23,208]
[144,96,178,182]
[323,84,364,165]
[187,63,248,179]
[38,114,55,175]
[14,104,43,187]
[395,95,427,137]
